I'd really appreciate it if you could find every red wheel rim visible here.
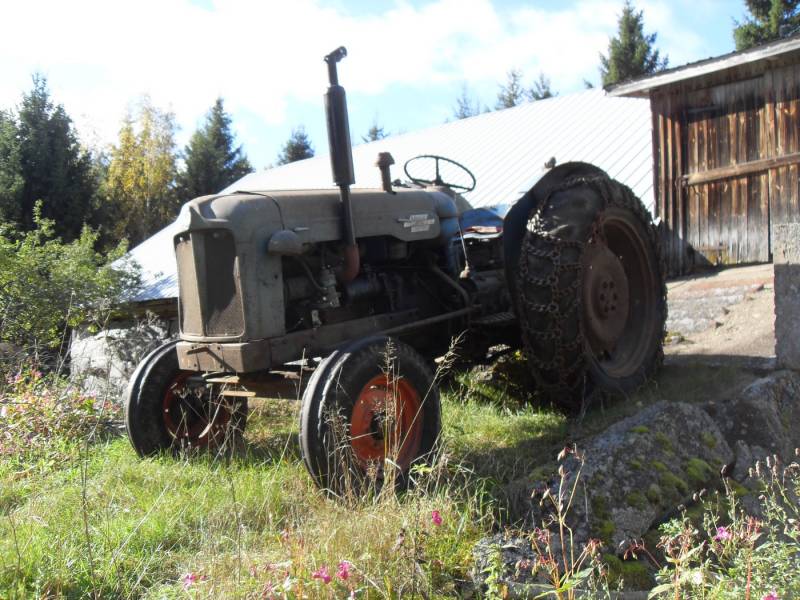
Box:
[349,374,423,470]
[161,372,233,447]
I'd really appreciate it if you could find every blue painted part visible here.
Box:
[459,204,511,232]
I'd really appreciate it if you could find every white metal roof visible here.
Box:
[126,89,653,302]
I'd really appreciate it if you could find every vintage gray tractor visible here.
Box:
[124,47,666,494]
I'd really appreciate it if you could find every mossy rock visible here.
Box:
[683,500,707,526]
[651,460,668,473]
[645,483,662,504]
[659,471,689,501]
[591,519,616,544]
[626,490,648,510]
[629,459,643,470]
[727,479,750,497]
[604,554,655,590]
[701,432,717,449]
[654,432,674,452]
[630,425,650,434]
[591,495,610,520]
[685,458,714,487]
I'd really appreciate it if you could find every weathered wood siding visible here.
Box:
[652,62,800,274]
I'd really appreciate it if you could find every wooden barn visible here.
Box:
[612,36,800,274]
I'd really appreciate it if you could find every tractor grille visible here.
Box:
[175,229,244,337]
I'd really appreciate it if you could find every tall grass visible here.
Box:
[0,362,536,598]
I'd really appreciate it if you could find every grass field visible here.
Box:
[3,360,795,599]
[0,364,573,599]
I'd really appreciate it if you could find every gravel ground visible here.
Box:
[664,263,776,365]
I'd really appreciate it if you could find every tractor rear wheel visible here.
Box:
[125,341,247,456]
[515,175,666,410]
[299,336,440,496]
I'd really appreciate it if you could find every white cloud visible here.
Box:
[0,0,735,162]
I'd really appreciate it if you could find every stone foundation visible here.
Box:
[773,223,800,370]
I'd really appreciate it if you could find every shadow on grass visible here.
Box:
[237,397,303,465]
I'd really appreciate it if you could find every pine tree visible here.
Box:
[362,119,387,143]
[178,98,252,199]
[276,126,314,165]
[452,84,483,120]
[600,1,668,87]
[105,97,179,245]
[0,110,23,224]
[527,73,556,101]
[734,0,800,50]
[15,75,97,240]
[496,69,526,109]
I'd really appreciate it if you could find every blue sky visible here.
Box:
[1,0,746,170]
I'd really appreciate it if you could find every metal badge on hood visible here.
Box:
[398,213,435,233]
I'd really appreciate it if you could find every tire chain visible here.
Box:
[516,175,668,406]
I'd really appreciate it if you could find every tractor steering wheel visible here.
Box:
[403,154,476,193]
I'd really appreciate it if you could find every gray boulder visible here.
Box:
[525,402,733,552]
[705,370,800,481]
[70,314,176,403]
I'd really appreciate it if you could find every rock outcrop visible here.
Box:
[70,315,176,402]
[527,402,733,551]
[474,370,800,593]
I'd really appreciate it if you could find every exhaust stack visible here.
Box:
[324,46,359,282]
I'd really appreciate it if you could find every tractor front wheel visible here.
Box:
[125,341,247,456]
[299,336,441,495]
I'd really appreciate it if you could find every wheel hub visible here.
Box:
[162,374,233,448]
[350,375,422,469]
[582,241,630,352]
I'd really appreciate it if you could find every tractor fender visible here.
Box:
[503,161,608,315]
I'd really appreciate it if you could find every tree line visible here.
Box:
[451,0,800,120]
[0,82,331,250]
[0,0,795,251]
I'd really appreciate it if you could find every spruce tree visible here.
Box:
[600,1,668,87]
[527,73,556,101]
[734,0,800,50]
[15,75,97,240]
[0,110,23,224]
[496,69,526,109]
[452,84,483,120]
[276,127,314,165]
[362,119,387,143]
[178,98,252,199]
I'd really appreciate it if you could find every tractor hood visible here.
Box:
[174,187,460,246]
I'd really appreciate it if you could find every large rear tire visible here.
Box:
[125,341,247,456]
[299,336,441,496]
[515,175,666,410]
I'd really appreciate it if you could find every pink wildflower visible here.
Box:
[312,565,332,584]
[762,592,779,600]
[431,510,443,526]
[713,526,732,541]
[181,572,206,589]
[337,560,352,581]
[261,581,276,597]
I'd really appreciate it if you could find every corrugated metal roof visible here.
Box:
[610,34,800,98]
[127,89,653,302]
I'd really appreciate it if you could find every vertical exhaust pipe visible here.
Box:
[324,47,359,282]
